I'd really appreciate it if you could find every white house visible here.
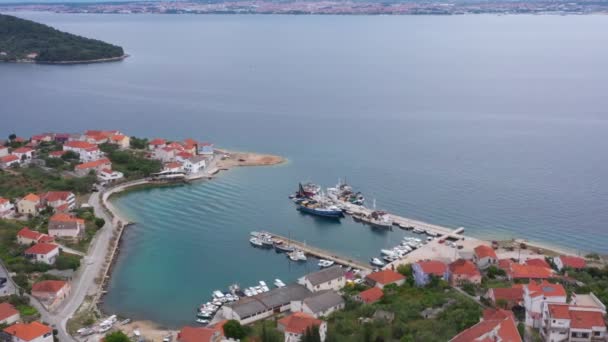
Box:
[63,141,102,162]
[164,162,183,172]
[290,290,345,318]
[541,300,606,342]
[183,155,207,174]
[110,134,130,149]
[3,321,53,342]
[41,191,76,211]
[148,138,166,151]
[0,155,20,169]
[523,280,567,328]
[473,245,498,270]
[17,193,42,216]
[11,147,34,163]
[553,255,587,271]
[24,243,59,265]
[277,312,327,342]
[0,146,8,157]
[0,197,15,218]
[0,303,20,325]
[98,168,124,182]
[31,280,71,310]
[298,266,345,293]
[48,213,85,239]
[16,227,54,245]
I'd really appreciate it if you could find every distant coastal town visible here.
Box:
[0,129,607,342]
[1,0,608,15]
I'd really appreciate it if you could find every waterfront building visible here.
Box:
[175,151,194,163]
[164,161,183,172]
[486,285,524,309]
[355,287,384,304]
[183,155,207,174]
[222,284,312,325]
[449,259,482,286]
[148,138,166,150]
[177,326,222,342]
[154,147,178,162]
[98,168,124,183]
[3,321,53,342]
[0,155,20,169]
[17,194,41,216]
[298,266,345,292]
[74,158,112,177]
[31,280,70,310]
[198,142,214,155]
[412,260,450,286]
[473,245,498,270]
[16,227,54,245]
[277,312,327,342]
[450,309,521,342]
[0,303,20,326]
[364,269,406,289]
[290,290,345,318]
[41,191,76,211]
[523,280,567,328]
[0,197,15,218]
[0,146,8,157]
[11,147,34,163]
[24,243,59,265]
[48,213,85,239]
[63,141,102,162]
[553,255,587,272]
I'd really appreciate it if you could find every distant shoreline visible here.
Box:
[1,54,129,65]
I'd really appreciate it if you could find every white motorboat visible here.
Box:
[380,249,397,257]
[250,237,264,247]
[259,281,267,287]
[250,231,261,237]
[244,289,253,297]
[288,250,307,262]
[413,227,424,234]
[318,259,335,268]
[370,257,385,267]
[274,279,286,288]
[196,319,209,325]
[426,230,439,237]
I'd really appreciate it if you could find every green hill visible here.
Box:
[0,13,124,63]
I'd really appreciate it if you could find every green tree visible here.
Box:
[496,298,508,309]
[224,320,247,339]
[517,323,525,340]
[61,151,80,161]
[129,136,148,149]
[104,331,130,342]
[94,217,105,228]
[302,325,322,342]
[8,134,16,141]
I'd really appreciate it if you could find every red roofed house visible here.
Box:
[110,134,130,149]
[41,191,76,211]
[525,258,551,269]
[449,259,482,286]
[17,194,42,216]
[277,312,327,342]
[24,243,59,265]
[11,147,34,164]
[175,151,194,162]
[0,303,20,325]
[30,134,53,145]
[355,287,384,304]
[31,280,71,310]
[364,269,406,289]
[74,158,111,177]
[198,142,214,155]
[48,213,85,239]
[16,227,54,245]
[473,244,498,270]
[541,301,606,342]
[0,146,8,158]
[164,162,183,172]
[508,263,553,281]
[48,150,67,158]
[553,255,587,272]
[148,138,166,151]
[63,141,102,162]
[0,155,20,169]
[0,197,15,218]
[177,321,225,342]
[154,146,178,162]
[97,168,124,183]
[523,280,567,328]
[487,285,524,309]
[412,260,450,286]
[450,309,521,342]
[3,321,53,342]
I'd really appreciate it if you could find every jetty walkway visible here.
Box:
[269,233,372,271]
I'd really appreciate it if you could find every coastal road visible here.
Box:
[0,261,17,297]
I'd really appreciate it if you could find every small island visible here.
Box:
[0,14,126,64]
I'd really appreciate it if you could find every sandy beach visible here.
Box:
[215,149,286,169]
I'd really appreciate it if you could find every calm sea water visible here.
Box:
[2,13,608,326]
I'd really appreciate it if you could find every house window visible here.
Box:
[582,333,589,338]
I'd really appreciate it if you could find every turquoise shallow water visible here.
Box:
[2,13,608,326]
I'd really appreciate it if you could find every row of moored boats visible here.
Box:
[370,236,435,266]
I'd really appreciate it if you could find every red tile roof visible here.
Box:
[278,312,323,334]
[510,264,553,279]
[38,235,55,243]
[449,259,481,277]
[569,309,606,329]
[177,152,193,159]
[450,309,521,342]
[149,138,166,146]
[50,213,84,224]
[12,147,33,154]
[0,155,19,163]
[49,150,67,157]
[474,245,497,259]
[558,256,586,269]
[177,326,218,342]
[75,158,111,170]
[417,260,448,276]
[0,197,8,205]
[43,191,73,202]
[22,193,40,203]
[490,285,524,303]
[525,258,550,269]
[25,243,58,255]
[366,269,405,285]
[110,134,127,141]
[0,303,19,321]
[548,304,571,319]
[17,227,41,240]
[32,280,67,294]
[498,259,513,270]
[527,280,566,298]
[64,141,97,149]
[358,287,384,304]
[3,322,52,341]
[165,162,183,169]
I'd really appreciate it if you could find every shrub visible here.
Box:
[224,320,247,339]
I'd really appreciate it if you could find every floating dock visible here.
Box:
[268,233,373,271]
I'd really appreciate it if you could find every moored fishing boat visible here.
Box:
[274,278,286,288]
[274,240,295,253]
[249,237,263,247]
[296,200,344,218]
[360,210,393,229]
[317,259,335,268]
